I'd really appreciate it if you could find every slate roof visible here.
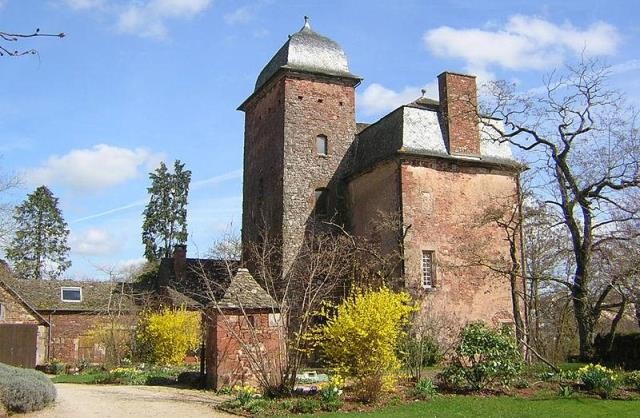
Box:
[157,258,276,310]
[0,276,118,312]
[158,258,238,306]
[254,17,360,92]
[215,268,278,310]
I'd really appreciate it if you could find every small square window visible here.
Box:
[61,287,82,302]
[316,135,328,155]
[422,251,435,289]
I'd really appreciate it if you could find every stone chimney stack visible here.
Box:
[438,72,480,156]
[173,244,187,280]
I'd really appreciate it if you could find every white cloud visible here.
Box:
[71,228,118,256]
[224,6,252,25]
[116,0,213,39]
[424,15,619,74]
[26,144,163,192]
[62,0,105,11]
[358,81,437,117]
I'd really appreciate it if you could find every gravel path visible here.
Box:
[24,384,236,418]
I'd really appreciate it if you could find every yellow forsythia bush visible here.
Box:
[311,286,415,400]
[136,307,200,365]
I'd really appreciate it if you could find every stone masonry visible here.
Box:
[240,19,522,334]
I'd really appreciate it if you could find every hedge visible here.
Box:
[0,362,57,413]
[594,333,640,370]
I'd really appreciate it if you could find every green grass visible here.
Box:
[51,372,108,384]
[302,396,640,417]
[559,362,588,371]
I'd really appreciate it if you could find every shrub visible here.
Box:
[290,398,321,414]
[310,286,415,402]
[440,322,523,390]
[233,384,260,406]
[136,307,200,366]
[558,384,574,397]
[594,333,640,370]
[244,398,270,414]
[0,363,56,413]
[98,367,148,385]
[400,334,441,380]
[177,371,202,387]
[624,371,640,390]
[413,378,437,399]
[578,364,618,398]
[320,375,344,411]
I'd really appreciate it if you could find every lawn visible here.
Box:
[310,396,640,417]
[52,372,108,384]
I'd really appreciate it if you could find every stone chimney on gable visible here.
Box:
[173,244,187,280]
[438,72,480,156]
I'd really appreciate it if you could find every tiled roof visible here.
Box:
[215,268,278,310]
[158,258,239,306]
[0,276,120,312]
[158,258,276,310]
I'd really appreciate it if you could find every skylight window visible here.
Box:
[61,287,82,302]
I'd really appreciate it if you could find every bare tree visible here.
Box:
[0,29,64,57]
[189,216,406,393]
[456,192,529,356]
[481,59,640,359]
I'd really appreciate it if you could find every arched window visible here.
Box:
[316,134,328,155]
[314,188,329,217]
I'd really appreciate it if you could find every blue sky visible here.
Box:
[1,0,639,279]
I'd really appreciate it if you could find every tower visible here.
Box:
[239,18,361,273]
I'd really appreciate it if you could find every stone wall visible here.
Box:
[347,160,401,257]
[0,285,40,325]
[400,158,519,329]
[280,74,357,272]
[242,70,358,274]
[206,310,283,390]
[241,75,286,263]
[47,312,110,364]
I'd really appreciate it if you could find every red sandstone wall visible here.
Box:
[280,75,356,271]
[0,286,40,325]
[206,310,284,390]
[242,76,287,261]
[47,312,110,364]
[400,159,518,328]
[348,160,401,256]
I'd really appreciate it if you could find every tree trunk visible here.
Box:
[572,281,596,361]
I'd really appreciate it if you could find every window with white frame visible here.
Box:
[422,251,434,289]
[61,287,82,302]
[0,302,5,320]
[316,134,328,155]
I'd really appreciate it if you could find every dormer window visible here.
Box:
[316,135,328,155]
[61,287,82,302]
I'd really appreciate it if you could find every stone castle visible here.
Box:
[239,18,522,328]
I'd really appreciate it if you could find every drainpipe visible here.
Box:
[48,312,52,362]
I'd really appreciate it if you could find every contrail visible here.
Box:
[192,169,242,189]
[71,168,242,224]
[71,199,147,223]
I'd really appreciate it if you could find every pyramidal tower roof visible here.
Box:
[254,17,359,91]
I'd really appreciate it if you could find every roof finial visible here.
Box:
[302,16,311,31]
[421,88,427,97]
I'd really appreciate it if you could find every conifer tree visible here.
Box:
[142,160,191,263]
[6,185,71,280]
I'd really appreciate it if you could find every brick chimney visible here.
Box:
[438,72,480,156]
[173,244,187,280]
